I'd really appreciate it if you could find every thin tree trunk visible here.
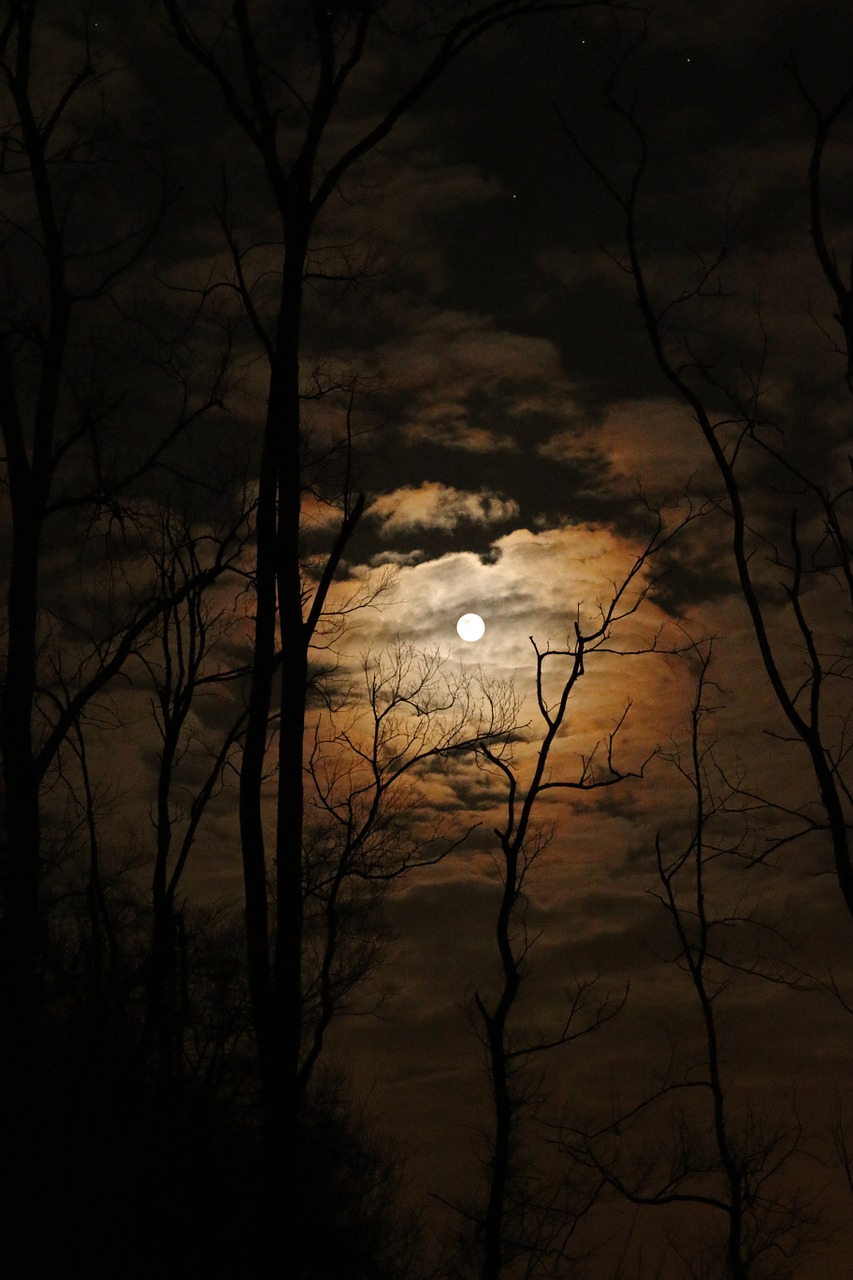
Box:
[273,235,309,1150]
[479,844,522,1280]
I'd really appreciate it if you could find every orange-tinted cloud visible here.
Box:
[368,481,519,534]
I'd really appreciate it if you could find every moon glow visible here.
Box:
[456,613,485,642]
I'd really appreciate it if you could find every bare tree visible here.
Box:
[565,646,822,1280]
[159,0,631,1155]
[133,505,252,1100]
[0,1,233,1132]
[302,639,519,1094]
[435,517,690,1280]
[559,47,853,928]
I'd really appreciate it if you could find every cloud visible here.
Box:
[370,307,578,452]
[333,522,690,783]
[402,418,518,453]
[368,481,519,534]
[369,548,426,567]
[538,397,719,499]
[386,309,562,386]
[304,116,507,298]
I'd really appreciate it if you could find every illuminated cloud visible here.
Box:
[368,481,519,535]
[338,521,688,734]
[369,548,426,567]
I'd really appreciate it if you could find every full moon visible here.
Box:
[456,613,485,642]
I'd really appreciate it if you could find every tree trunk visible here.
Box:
[1,482,44,1091]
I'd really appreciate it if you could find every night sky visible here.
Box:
[6,1,853,1275]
